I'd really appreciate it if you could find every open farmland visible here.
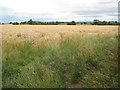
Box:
[2,25,118,88]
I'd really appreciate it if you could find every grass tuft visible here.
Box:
[3,35,118,88]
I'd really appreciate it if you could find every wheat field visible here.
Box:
[2,25,118,88]
[2,25,117,41]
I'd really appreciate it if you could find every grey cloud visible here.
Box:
[72,1,117,19]
[72,9,114,16]
[2,13,56,22]
[0,0,118,22]
[0,6,56,22]
[81,15,102,18]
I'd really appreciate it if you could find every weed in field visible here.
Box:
[2,35,118,88]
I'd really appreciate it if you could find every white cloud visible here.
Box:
[0,0,119,22]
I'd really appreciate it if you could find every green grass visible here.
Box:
[2,35,118,88]
[76,23,92,25]
[58,23,67,25]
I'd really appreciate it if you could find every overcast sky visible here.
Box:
[0,0,119,22]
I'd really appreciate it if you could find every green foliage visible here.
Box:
[93,19,100,25]
[3,35,118,88]
[93,19,119,25]
[19,19,61,25]
[9,22,12,24]
[10,19,119,25]
[12,22,19,25]
[67,21,76,25]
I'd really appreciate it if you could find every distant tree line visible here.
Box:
[9,19,77,25]
[10,19,66,25]
[92,19,120,25]
[9,19,120,25]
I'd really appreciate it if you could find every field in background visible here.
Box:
[2,25,118,88]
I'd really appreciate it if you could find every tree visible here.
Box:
[67,21,76,25]
[83,22,87,24]
[20,21,27,24]
[12,22,19,25]
[9,22,12,24]
[27,19,33,25]
[102,21,107,25]
[115,21,118,23]
[81,22,83,24]
[93,19,100,25]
